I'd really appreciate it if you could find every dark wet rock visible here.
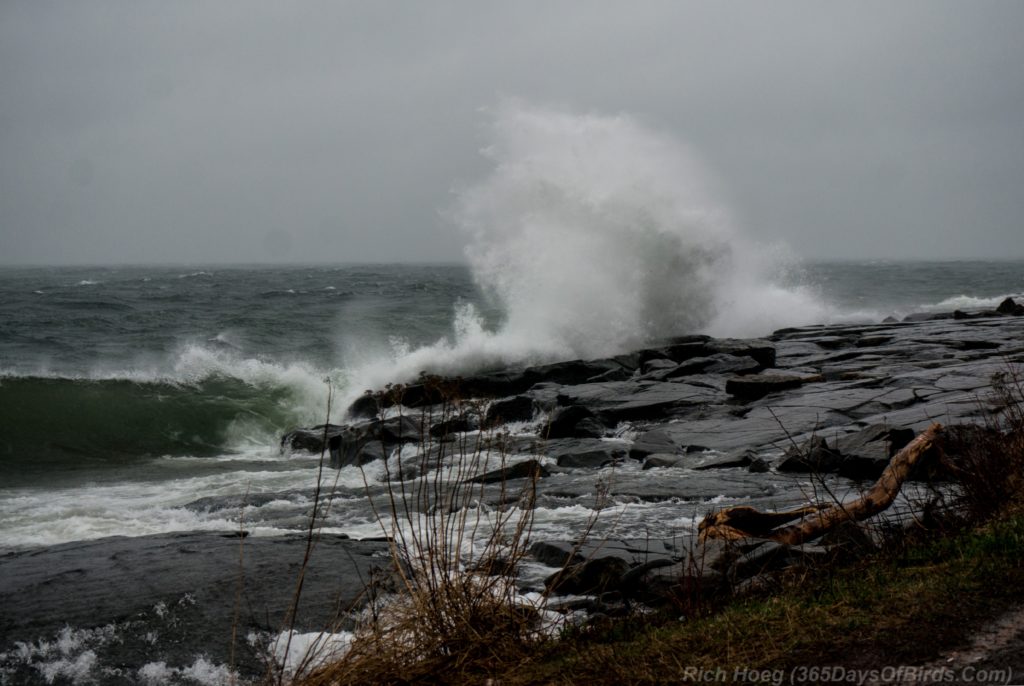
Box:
[525,357,641,387]
[708,339,777,369]
[455,357,641,401]
[529,541,584,568]
[485,395,536,426]
[0,533,391,681]
[777,436,843,473]
[671,354,763,378]
[573,417,609,439]
[330,437,387,468]
[467,459,549,484]
[856,335,894,348]
[283,423,343,453]
[545,556,630,595]
[547,439,627,468]
[540,468,786,505]
[284,415,421,468]
[346,382,448,415]
[640,358,678,376]
[626,560,725,605]
[629,428,678,460]
[726,372,808,400]
[429,414,478,438]
[585,366,634,383]
[810,336,852,350]
[833,424,916,479]
[544,405,605,439]
[693,449,758,471]
[184,489,314,514]
[555,380,722,423]
[642,453,687,469]
[747,457,771,473]
[348,393,380,419]
[732,541,832,579]
[640,337,775,370]
[903,311,955,322]
[997,297,1024,316]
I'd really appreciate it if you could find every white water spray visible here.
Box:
[349,100,832,394]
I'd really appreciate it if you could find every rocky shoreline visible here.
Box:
[3,300,1023,682]
[283,298,1024,606]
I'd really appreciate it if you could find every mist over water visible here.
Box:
[351,101,831,392]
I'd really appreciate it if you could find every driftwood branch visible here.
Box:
[699,423,944,546]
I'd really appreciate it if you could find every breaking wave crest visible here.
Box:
[0,344,334,478]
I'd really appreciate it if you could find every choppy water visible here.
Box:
[1,261,1022,538]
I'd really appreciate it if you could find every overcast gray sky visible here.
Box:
[1,1,1022,264]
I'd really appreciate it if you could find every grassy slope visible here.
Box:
[489,513,1024,685]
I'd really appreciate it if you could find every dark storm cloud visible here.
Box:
[1,1,1022,264]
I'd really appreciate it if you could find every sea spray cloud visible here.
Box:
[347,100,831,396]
[456,99,735,358]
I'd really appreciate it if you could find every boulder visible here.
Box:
[997,297,1024,316]
[545,405,606,439]
[346,383,446,416]
[485,395,536,426]
[348,394,379,419]
[329,435,387,468]
[834,424,915,480]
[429,414,478,438]
[283,415,422,469]
[628,428,678,460]
[747,457,771,473]
[283,424,344,454]
[545,556,630,595]
[776,436,843,473]
[467,459,549,484]
[709,339,777,369]
[693,449,758,471]
[529,541,584,568]
[726,372,806,400]
[548,439,627,468]
[642,453,686,469]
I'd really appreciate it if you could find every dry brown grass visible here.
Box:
[281,385,556,685]
[942,366,1024,521]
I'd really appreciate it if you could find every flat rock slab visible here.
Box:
[0,532,391,681]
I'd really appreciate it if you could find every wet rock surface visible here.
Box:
[0,532,391,682]
[326,312,1024,608]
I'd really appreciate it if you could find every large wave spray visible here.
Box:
[350,101,831,394]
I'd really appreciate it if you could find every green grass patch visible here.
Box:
[490,514,1024,685]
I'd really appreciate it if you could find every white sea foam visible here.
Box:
[925,293,1023,312]
[0,625,115,685]
[136,657,237,685]
[267,630,354,678]
[346,100,834,396]
[0,462,337,550]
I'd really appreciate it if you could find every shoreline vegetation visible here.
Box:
[276,302,1024,685]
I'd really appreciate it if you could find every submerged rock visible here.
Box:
[467,459,549,484]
